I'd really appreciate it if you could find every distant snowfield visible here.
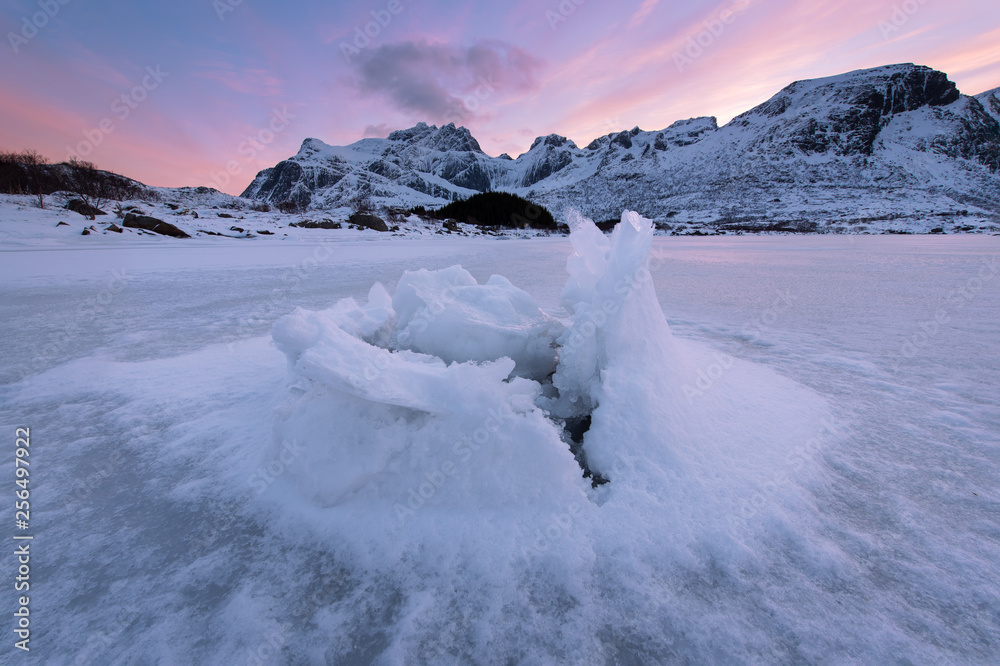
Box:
[1,223,998,664]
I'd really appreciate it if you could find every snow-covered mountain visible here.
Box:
[976,86,1000,125]
[242,64,1000,229]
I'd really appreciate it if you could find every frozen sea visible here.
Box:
[1,233,999,664]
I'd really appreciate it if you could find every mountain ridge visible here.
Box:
[242,63,1000,229]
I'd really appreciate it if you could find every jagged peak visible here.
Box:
[386,121,482,153]
[528,133,576,151]
[387,122,436,142]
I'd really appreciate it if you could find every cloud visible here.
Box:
[349,40,542,124]
[629,0,661,27]
[363,123,392,138]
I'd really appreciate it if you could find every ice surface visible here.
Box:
[2,232,998,663]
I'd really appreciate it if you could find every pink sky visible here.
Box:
[1,0,996,195]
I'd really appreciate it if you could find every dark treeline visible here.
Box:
[0,150,153,208]
[426,191,558,230]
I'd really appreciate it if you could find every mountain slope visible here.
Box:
[976,87,1000,126]
[242,64,1000,230]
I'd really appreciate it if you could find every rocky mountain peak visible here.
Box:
[529,133,575,151]
[730,63,966,156]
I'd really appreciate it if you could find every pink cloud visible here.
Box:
[630,0,661,27]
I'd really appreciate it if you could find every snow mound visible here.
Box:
[271,266,585,520]
[267,209,835,574]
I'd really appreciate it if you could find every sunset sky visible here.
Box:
[1,0,997,195]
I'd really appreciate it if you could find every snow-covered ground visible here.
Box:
[1,217,998,664]
[0,192,559,247]
[3,190,997,246]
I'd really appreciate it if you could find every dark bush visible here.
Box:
[1,152,149,206]
[431,191,556,230]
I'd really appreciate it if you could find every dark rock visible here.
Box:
[56,221,69,227]
[229,226,245,233]
[347,212,389,232]
[930,227,945,234]
[443,218,460,232]
[122,212,190,238]
[257,230,274,235]
[107,223,123,233]
[165,203,180,210]
[65,199,107,217]
[218,212,234,218]
[610,131,633,149]
[290,219,342,229]
[81,227,91,235]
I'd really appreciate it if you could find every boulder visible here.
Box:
[65,199,106,218]
[107,224,123,233]
[122,213,191,238]
[290,219,342,229]
[347,212,389,232]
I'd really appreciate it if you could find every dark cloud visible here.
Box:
[350,40,542,124]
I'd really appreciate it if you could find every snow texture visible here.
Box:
[2,226,998,663]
